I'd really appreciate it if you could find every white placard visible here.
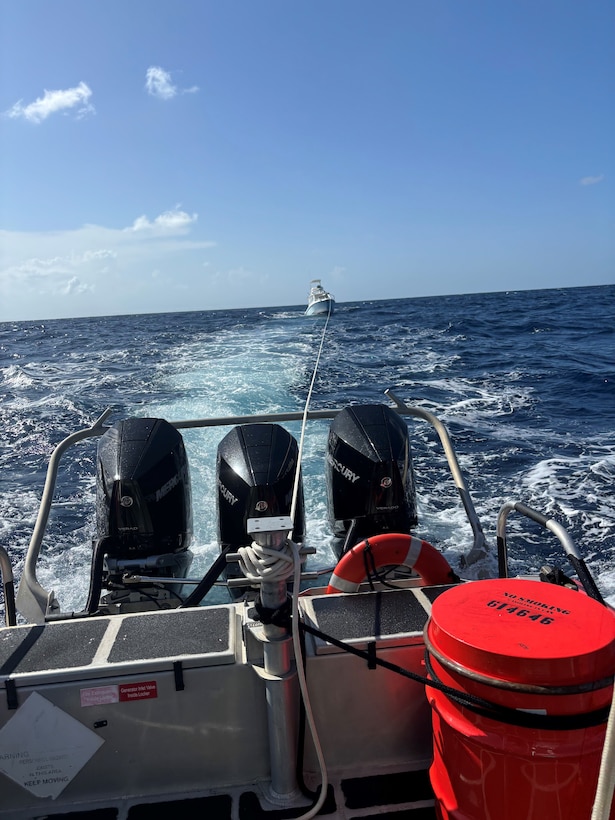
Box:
[0,691,104,799]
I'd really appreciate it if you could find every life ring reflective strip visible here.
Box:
[326,533,457,594]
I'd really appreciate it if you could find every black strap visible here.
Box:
[173,660,185,691]
[5,678,17,710]
[299,620,612,731]
[251,595,292,628]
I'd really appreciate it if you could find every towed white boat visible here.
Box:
[305,280,335,316]
[0,390,613,820]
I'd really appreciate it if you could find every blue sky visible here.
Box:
[0,1,612,322]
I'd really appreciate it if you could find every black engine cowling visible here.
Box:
[326,404,418,558]
[216,423,305,595]
[96,417,193,558]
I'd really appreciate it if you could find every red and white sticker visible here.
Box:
[80,680,157,707]
[80,685,119,707]
[119,681,157,701]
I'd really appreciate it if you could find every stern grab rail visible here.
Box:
[385,389,489,565]
[15,391,488,622]
[15,408,113,624]
[497,500,605,604]
[0,546,16,627]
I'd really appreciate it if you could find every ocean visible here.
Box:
[1,284,614,619]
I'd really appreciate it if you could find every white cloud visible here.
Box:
[63,276,93,295]
[145,66,199,99]
[81,249,117,262]
[579,175,605,186]
[4,82,94,124]
[145,67,177,99]
[127,207,197,234]
[0,208,215,320]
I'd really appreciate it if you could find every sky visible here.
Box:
[0,1,613,322]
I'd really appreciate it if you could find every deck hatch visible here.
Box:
[0,621,109,675]
[107,607,232,663]
[302,588,429,654]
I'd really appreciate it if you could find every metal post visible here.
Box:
[247,518,300,802]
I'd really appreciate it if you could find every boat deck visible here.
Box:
[0,587,443,819]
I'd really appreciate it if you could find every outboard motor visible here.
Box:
[93,418,193,613]
[326,404,418,558]
[216,423,305,598]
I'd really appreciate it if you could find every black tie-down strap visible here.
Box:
[5,678,18,710]
[299,621,612,732]
[250,595,293,628]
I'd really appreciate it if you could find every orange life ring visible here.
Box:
[326,532,458,594]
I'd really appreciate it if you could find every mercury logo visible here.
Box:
[218,478,238,506]
[154,474,180,502]
[326,453,360,483]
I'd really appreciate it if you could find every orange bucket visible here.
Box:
[425,579,615,820]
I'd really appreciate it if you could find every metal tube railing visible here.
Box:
[385,389,489,565]
[497,500,605,604]
[14,392,489,623]
[0,546,16,626]
[16,408,113,623]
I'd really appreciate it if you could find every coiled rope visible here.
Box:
[237,542,295,584]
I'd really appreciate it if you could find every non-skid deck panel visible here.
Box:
[0,620,109,674]
[107,607,231,663]
[308,589,429,644]
[0,607,233,678]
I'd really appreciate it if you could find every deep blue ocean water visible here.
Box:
[1,285,614,617]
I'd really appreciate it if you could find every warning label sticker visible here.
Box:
[119,681,158,701]
[0,692,104,799]
[80,680,158,707]
[80,685,119,707]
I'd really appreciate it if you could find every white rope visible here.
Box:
[286,303,332,819]
[241,304,331,584]
[237,542,295,584]
[290,539,329,820]
[290,302,332,523]
[237,305,332,817]
[591,676,615,819]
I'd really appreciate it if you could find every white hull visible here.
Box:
[305,297,335,316]
[305,279,335,316]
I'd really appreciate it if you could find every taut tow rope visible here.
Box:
[236,303,333,588]
[291,302,332,524]
[238,302,333,820]
[289,301,333,820]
